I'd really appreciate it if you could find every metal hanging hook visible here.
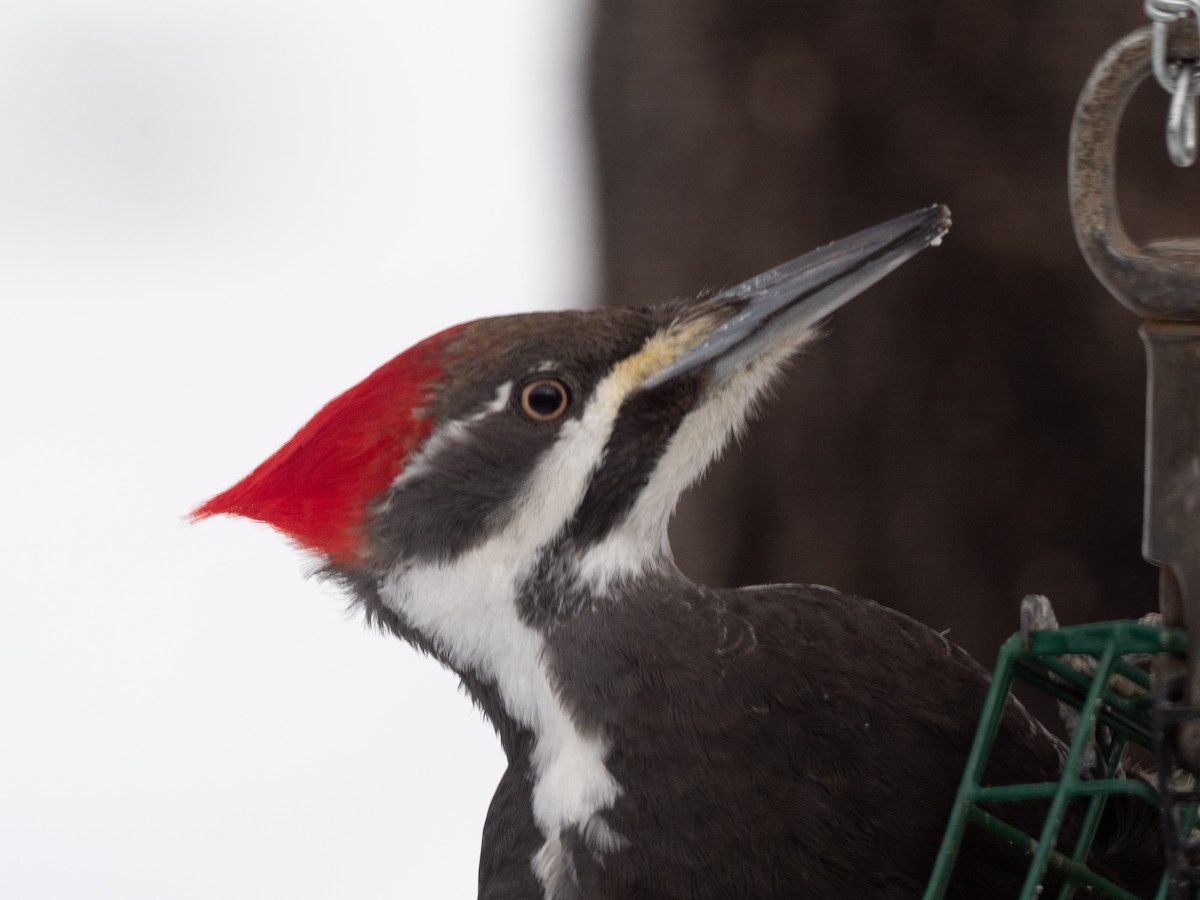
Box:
[1168,60,1198,165]
[1147,0,1200,165]
[1069,27,1200,318]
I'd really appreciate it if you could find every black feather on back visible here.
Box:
[513,575,1166,900]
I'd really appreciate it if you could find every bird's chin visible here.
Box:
[640,351,794,519]
[717,325,818,389]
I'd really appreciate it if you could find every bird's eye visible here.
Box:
[519,379,570,421]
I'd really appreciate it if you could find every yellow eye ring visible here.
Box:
[519,379,570,421]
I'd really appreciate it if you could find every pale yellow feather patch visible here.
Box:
[605,314,720,396]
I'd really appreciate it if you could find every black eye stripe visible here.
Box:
[519,379,570,421]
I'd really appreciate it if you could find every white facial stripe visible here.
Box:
[479,381,512,417]
[379,358,643,891]
[576,334,815,590]
[390,418,472,489]
[390,382,513,491]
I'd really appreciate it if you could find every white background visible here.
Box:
[1,1,591,897]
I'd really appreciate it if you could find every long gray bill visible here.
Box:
[639,204,951,391]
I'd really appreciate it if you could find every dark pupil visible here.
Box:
[527,383,563,416]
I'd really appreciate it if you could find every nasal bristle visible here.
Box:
[191,324,465,564]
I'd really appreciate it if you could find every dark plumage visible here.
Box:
[336,566,1160,898]
[196,207,1162,898]
[547,577,1160,898]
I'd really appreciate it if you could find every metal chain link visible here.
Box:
[1145,0,1200,165]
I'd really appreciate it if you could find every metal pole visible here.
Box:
[1069,23,1200,766]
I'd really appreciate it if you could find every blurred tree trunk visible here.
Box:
[588,1,1200,661]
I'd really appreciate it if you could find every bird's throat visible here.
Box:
[378,547,626,894]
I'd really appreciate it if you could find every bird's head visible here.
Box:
[193,206,948,663]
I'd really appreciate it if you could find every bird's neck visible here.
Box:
[374,542,676,857]
[376,505,678,717]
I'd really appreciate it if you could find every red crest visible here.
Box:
[192,325,464,564]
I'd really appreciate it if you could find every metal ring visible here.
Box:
[1168,61,1198,165]
[1069,27,1200,318]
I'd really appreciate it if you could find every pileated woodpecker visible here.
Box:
[194,206,1160,899]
